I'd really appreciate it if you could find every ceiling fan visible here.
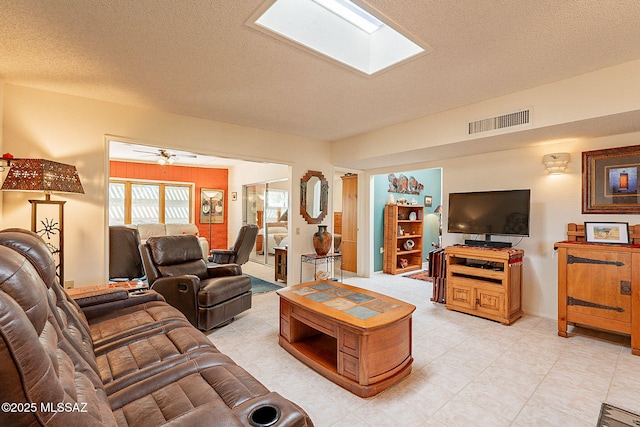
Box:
[133,148,197,165]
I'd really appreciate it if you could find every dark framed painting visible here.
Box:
[583,145,640,214]
[200,188,224,223]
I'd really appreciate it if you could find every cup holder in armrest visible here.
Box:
[178,283,189,292]
[248,405,281,427]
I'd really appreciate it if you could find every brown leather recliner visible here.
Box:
[140,234,252,330]
[209,223,259,265]
[109,226,145,280]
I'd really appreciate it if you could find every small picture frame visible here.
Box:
[584,222,630,244]
[424,195,432,207]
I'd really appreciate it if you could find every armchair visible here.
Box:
[140,234,251,330]
[209,224,259,265]
[109,225,145,281]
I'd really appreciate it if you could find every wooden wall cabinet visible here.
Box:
[445,246,524,325]
[341,174,358,273]
[555,241,640,355]
[383,204,424,274]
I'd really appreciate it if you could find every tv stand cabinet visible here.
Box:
[445,246,524,325]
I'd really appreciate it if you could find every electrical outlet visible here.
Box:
[64,280,75,289]
[380,247,384,254]
[296,227,301,235]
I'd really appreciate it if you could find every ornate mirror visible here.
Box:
[300,170,328,224]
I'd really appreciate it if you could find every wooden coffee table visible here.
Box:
[277,280,415,397]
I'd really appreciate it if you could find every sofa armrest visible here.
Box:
[150,276,200,327]
[72,287,129,308]
[207,263,243,278]
[81,290,166,320]
[209,249,234,264]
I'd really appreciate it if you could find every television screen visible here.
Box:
[447,189,530,237]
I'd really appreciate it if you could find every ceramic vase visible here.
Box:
[313,225,332,256]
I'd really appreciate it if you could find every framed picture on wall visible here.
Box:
[200,188,224,223]
[424,195,432,207]
[583,145,640,213]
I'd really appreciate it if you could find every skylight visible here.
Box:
[250,0,431,75]
[313,0,383,34]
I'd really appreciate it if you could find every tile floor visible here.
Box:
[208,262,640,426]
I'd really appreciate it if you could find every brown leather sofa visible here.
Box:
[140,234,252,330]
[0,229,313,427]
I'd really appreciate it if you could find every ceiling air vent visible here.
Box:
[468,109,530,135]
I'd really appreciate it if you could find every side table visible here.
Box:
[300,253,342,282]
[274,246,287,282]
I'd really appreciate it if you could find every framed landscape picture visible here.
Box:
[583,145,640,213]
[584,222,630,244]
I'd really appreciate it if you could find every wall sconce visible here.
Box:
[543,153,570,174]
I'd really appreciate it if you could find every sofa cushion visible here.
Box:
[137,223,167,241]
[148,235,209,280]
[198,275,251,307]
[165,223,199,236]
[0,247,118,427]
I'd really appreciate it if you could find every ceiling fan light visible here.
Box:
[157,157,167,166]
[167,156,175,165]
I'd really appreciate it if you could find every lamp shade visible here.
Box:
[1,159,84,194]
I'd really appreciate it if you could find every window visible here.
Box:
[109,182,126,225]
[109,179,193,225]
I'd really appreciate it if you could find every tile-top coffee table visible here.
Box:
[277,280,415,397]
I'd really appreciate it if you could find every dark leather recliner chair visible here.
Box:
[140,234,252,330]
[209,224,259,265]
[109,226,145,280]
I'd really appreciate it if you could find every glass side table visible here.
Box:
[300,253,342,283]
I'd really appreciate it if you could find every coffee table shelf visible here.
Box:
[278,280,415,397]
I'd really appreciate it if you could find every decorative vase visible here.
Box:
[313,225,332,256]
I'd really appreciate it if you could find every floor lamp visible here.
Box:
[201,189,221,256]
[1,159,84,285]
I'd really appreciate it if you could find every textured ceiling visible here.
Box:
[2,1,640,142]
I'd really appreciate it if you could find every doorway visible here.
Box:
[244,179,289,266]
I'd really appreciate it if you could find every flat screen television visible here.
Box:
[447,189,530,248]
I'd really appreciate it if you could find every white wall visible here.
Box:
[2,84,331,287]
[331,60,640,169]
[362,132,640,319]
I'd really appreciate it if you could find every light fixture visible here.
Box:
[543,153,570,174]
[156,149,176,166]
[312,0,383,34]
[1,159,84,285]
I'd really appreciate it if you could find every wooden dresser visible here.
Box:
[555,223,640,355]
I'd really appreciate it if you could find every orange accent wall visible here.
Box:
[109,161,228,250]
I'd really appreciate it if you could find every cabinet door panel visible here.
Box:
[447,281,473,309]
[565,249,631,323]
[475,288,504,318]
